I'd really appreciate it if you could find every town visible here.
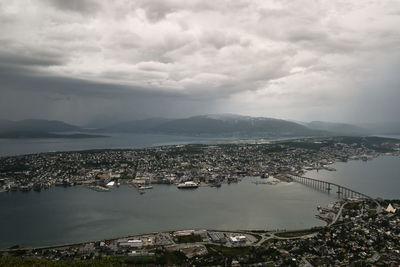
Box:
[0,136,399,193]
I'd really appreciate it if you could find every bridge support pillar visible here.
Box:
[326,183,331,194]
[337,186,341,198]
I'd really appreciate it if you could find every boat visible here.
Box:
[106,181,115,187]
[92,185,110,192]
[177,181,199,189]
[138,185,153,190]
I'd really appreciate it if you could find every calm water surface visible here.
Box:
[306,155,400,199]
[0,133,231,157]
[0,177,334,249]
[0,135,399,249]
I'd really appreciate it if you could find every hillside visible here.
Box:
[104,115,325,137]
[0,120,106,139]
[0,119,80,133]
[305,121,368,135]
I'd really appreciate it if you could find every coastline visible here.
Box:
[3,197,396,266]
[0,137,400,252]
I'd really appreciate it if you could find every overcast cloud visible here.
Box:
[0,0,399,124]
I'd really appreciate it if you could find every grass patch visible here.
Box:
[344,202,361,210]
[249,230,270,233]
[0,252,186,266]
[156,250,187,265]
[369,209,377,216]
[274,228,321,238]
[174,234,202,243]
[124,255,155,265]
[252,234,262,243]
[206,244,253,257]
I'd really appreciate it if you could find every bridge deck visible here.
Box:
[290,175,374,200]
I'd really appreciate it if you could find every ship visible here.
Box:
[177,181,199,189]
[138,185,153,190]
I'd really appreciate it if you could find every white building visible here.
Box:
[229,235,247,243]
[386,203,396,213]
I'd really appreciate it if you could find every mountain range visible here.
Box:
[0,115,398,139]
[103,115,324,137]
[303,121,368,136]
[0,119,104,139]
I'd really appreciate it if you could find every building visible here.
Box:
[229,235,246,243]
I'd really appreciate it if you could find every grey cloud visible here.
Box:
[46,0,100,14]
[0,64,181,99]
[0,52,64,68]
[1,0,400,124]
[140,1,176,22]
[200,31,243,50]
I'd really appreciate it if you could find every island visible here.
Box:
[0,136,398,192]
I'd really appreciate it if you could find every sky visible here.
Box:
[0,0,400,125]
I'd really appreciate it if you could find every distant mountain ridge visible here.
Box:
[2,115,392,139]
[305,121,368,135]
[108,118,172,133]
[0,131,106,139]
[0,119,106,139]
[102,114,326,137]
[0,119,80,133]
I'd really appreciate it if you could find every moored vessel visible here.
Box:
[177,181,199,189]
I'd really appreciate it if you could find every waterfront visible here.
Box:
[0,155,399,250]
[0,176,334,249]
[306,155,400,199]
[0,136,399,251]
[1,134,398,158]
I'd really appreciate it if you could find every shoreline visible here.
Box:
[1,136,399,256]
[0,198,352,252]
[1,134,398,159]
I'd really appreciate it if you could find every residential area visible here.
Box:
[0,136,399,192]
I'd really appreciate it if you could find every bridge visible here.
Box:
[290,175,374,200]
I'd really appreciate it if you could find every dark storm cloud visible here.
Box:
[46,0,100,14]
[0,63,184,99]
[1,0,400,123]
[0,53,64,68]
